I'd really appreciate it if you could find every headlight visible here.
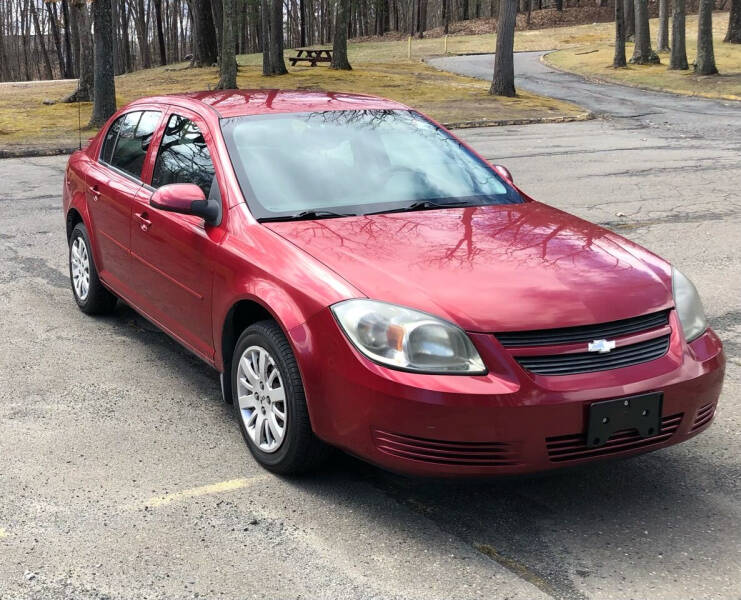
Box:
[672,267,708,342]
[331,299,486,374]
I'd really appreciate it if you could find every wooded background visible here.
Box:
[2,0,732,82]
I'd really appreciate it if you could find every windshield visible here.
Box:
[220,109,522,220]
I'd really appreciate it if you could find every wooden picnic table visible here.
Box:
[289,48,333,67]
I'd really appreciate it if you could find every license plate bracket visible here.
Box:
[586,392,663,448]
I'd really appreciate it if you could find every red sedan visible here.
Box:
[63,90,725,477]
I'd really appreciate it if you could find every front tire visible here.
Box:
[231,320,328,475]
[68,223,117,315]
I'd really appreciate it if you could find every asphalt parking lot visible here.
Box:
[1,117,739,600]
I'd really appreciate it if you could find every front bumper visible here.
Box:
[292,309,725,477]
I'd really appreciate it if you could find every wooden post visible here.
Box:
[444,35,448,54]
[407,36,412,59]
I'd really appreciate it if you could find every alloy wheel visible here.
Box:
[70,236,90,301]
[236,345,288,453]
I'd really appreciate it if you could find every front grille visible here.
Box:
[546,413,683,462]
[516,334,670,376]
[372,429,521,466]
[495,310,670,348]
[691,403,716,431]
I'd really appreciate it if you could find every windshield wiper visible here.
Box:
[365,199,477,216]
[260,209,356,222]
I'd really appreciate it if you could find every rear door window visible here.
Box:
[102,110,161,180]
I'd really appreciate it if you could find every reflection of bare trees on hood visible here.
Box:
[281,203,613,273]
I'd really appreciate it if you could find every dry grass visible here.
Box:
[0,56,585,152]
[545,13,741,101]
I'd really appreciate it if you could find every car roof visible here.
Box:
[128,89,409,119]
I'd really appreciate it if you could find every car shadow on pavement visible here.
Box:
[289,435,737,599]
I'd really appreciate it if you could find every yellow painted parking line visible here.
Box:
[475,544,557,597]
[145,476,268,508]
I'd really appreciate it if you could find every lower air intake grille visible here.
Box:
[372,430,521,466]
[691,403,716,431]
[516,334,670,376]
[545,413,683,462]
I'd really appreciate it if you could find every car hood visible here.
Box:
[265,202,674,333]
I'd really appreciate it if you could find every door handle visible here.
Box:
[135,211,152,232]
[90,185,101,201]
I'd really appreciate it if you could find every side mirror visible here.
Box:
[150,183,219,225]
[493,164,513,183]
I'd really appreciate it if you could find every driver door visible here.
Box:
[129,109,222,362]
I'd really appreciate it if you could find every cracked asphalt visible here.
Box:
[1,103,740,598]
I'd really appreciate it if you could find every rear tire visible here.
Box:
[231,320,329,475]
[68,223,117,315]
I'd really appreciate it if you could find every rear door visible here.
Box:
[129,109,221,361]
[86,109,162,295]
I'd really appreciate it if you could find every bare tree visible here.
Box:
[695,0,718,74]
[725,0,741,43]
[269,0,287,74]
[193,0,218,65]
[657,0,670,51]
[331,0,352,69]
[216,0,238,87]
[261,0,272,73]
[30,0,54,79]
[614,0,627,67]
[669,0,688,69]
[630,0,659,63]
[64,0,94,101]
[490,0,516,97]
[90,0,117,126]
[624,0,635,40]
[154,0,168,64]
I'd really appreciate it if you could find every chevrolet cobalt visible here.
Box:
[63,91,725,476]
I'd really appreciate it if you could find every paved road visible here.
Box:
[428,51,741,140]
[1,119,740,600]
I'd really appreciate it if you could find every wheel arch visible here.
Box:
[66,207,84,241]
[220,298,275,380]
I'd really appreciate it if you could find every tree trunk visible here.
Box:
[121,0,133,71]
[261,0,272,73]
[133,0,152,68]
[624,0,635,39]
[657,0,670,51]
[30,0,55,79]
[614,0,627,67]
[417,0,427,37]
[331,0,352,69]
[269,0,288,73]
[90,0,117,126]
[216,0,238,86]
[194,0,218,65]
[442,0,449,33]
[154,0,168,64]
[630,0,659,63]
[669,0,688,68]
[212,0,223,58]
[695,0,718,74]
[46,1,67,78]
[725,0,741,43]
[490,0,516,96]
[61,0,77,77]
[64,1,93,101]
[299,0,307,45]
